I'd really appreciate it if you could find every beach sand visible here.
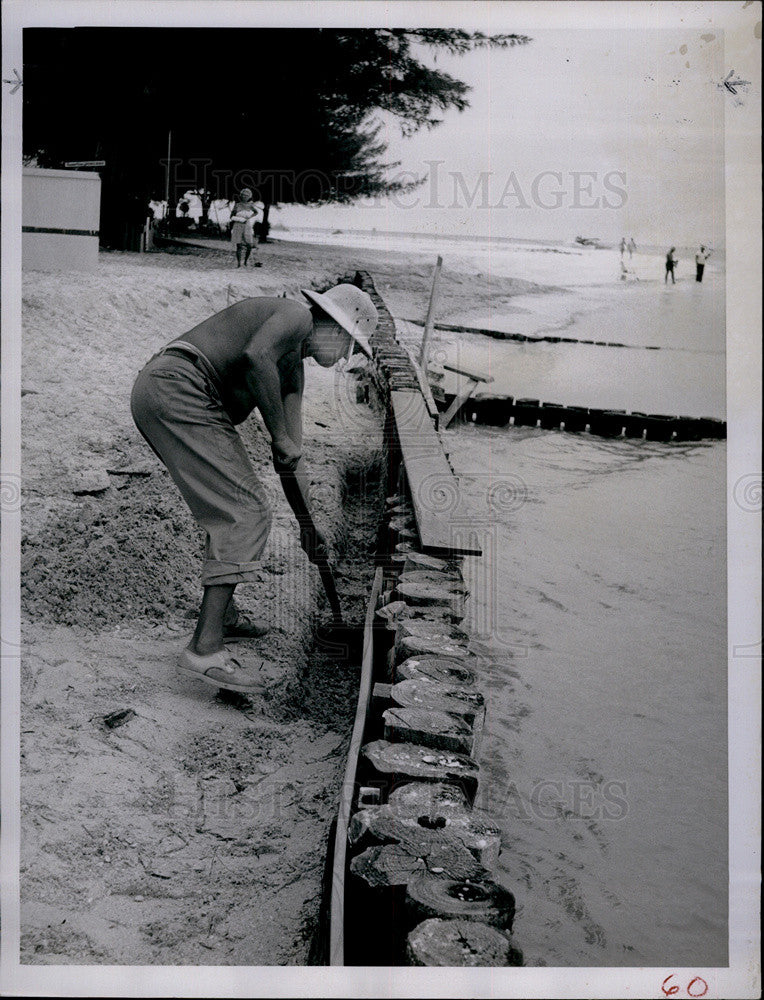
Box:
[18,234,724,966]
[19,234,559,965]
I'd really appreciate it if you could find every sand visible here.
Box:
[19,235,556,965]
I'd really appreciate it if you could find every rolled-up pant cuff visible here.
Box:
[202,561,263,587]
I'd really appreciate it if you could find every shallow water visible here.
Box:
[354,226,728,967]
[317,225,728,966]
[424,273,725,419]
[448,427,727,966]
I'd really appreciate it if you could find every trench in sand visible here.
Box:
[21,406,387,966]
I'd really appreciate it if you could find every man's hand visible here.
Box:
[300,524,331,566]
[271,436,301,472]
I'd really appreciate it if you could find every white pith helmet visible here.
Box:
[301,284,377,358]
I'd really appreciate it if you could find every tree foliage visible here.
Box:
[23,27,530,240]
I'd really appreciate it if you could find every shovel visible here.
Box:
[275,459,364,662]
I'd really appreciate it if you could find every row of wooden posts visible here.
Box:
[342,498,523,967]
[435,391,727,441]
[417,255,726,441]
[333,271,522,967]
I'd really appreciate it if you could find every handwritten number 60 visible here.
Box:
[662,975,709,997]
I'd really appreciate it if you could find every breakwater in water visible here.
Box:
[437,392,726,442]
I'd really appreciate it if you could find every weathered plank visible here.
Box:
[442,361,494,384]
[391,390,482,556]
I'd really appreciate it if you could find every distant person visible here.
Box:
[665,247,677,284]
[627,237,636,259]
[230,188,258,268]
[130,285,378,694]
[148,198,167,221]
[182,190,203,229]
[695,245,711,282]
[619,237,627,258]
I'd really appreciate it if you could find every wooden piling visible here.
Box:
[395,655,479,687]
[406,918,524,967]
[383,706,477,756]
[405,872,516,932]
[390,677,485,727]
[562,405,589,433]
[346,839,487,965]
[348,802,500,868]
[395,633,471,664]
[512,398,541,428]
[360,740,480,803]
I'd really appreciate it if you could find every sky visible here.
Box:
[277,27,726,247]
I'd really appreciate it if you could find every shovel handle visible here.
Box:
[317,557,344,624]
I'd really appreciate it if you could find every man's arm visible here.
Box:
[275,360,309,511]
[273,386,329,563]
[272,365,330,564]
[242,301,311,462]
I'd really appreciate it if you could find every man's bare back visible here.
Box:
[176,297,312,425]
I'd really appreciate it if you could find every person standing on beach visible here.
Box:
[229,187,258,268]
[620,237,627,258]
[627,237,636,259]
[695,245,711,282]
[665,247,677,284]
[130,284,378,694]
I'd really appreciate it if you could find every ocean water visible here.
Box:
[379,229,727,967]
[452,428,727,967]
[300,225,727,966]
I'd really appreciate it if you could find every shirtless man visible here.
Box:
[130,284,378,694]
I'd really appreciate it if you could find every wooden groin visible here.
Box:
[398,315,668,351]
[435,392,727,442]
[394,318,726,441]
[316,271,524,968]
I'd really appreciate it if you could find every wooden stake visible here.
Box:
[418,255,443,370]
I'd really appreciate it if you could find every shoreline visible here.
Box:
[18,234,724,965]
